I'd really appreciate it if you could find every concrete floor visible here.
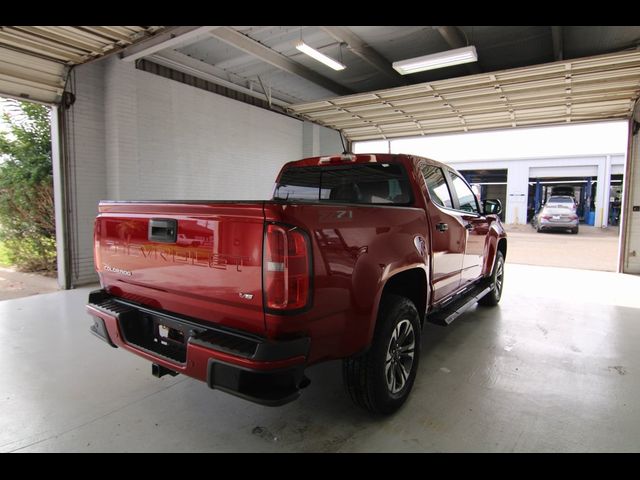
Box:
[505,225,620,272]
[1,263,639,452]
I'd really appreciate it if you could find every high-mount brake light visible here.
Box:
[317,154,377,164]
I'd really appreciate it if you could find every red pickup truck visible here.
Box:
[87,153,506,414]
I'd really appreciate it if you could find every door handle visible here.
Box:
[465,223,474,231]
[436,222,448,232]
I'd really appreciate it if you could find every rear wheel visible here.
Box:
[571,226,579,234]
[479,250,505,306]
[343,295,421,415]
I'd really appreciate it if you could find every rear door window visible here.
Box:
[274,163,412,205]
[421,165,453,209]
[273,168,321,201]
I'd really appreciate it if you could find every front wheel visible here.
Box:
[343,295,421,415]
[479,250,505,306]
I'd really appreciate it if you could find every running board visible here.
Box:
[427,283,493,326]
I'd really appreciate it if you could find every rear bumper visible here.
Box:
[86,289,309,406]
[539,220,578,229]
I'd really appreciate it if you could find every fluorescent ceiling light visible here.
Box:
[296,41,346,71]
[392,46,478,74]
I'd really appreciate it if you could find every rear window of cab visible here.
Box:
[274,163,412,205]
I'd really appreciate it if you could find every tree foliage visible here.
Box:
[0,99,56,272]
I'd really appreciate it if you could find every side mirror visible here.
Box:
[483,198,502,216]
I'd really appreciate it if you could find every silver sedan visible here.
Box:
[533,206,579,234]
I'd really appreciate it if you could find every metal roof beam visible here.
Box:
[320,26,406,87]
[208,27,354,96]
[150,49,294,107]
[435,26,481,74]
[120,26,217,62]
[552,26,564,61]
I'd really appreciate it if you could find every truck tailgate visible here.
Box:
[95,201,266,335]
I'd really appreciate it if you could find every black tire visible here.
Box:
[478,250,505,307]
[571,227,579,234]
[343,294,421,415]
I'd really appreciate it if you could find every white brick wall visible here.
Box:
[67,61,107,285]
[104,56,138,200]
[66,57,318,285]
[103,58,303,201]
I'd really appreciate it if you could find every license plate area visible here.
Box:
[118,309,198,364]
[156,322,185,348]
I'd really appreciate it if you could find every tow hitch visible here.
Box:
[152,363,179,378]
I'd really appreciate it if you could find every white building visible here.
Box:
[355,121,628,227]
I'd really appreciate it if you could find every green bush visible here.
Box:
[0,99,56,272]
[0,240,11,267]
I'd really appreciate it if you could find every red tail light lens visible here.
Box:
[94,218,102,272]
[263,223,311,311]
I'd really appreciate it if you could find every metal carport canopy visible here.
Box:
[0,26,165,104]
[287,50,640,141]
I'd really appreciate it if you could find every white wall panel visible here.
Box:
[319,124,344,155]
[529,165,598,177]
[302,121,345,158]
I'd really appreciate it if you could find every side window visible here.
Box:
[421,165,453,209]
[450,173,480,214]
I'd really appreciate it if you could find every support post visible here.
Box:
[50,105,70,289]
[506,164,529,225]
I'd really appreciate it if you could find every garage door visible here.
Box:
[288,51,640,141]
[0,26,165,104]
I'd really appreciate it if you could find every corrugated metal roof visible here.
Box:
[288,50,640,141]
[0,26,165,103]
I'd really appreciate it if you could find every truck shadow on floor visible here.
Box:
[243,307,499,451]
[182,305,501,452]
[309,304,496,405]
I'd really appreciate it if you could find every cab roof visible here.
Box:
[281,153,445,169]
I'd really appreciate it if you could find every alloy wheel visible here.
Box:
[385,319,415,394]
[495,259,504,300]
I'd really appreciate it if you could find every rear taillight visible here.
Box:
[541,215,551,220]
[93,218,102,272]
[570,214,578,220]
[263,223,311,311]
